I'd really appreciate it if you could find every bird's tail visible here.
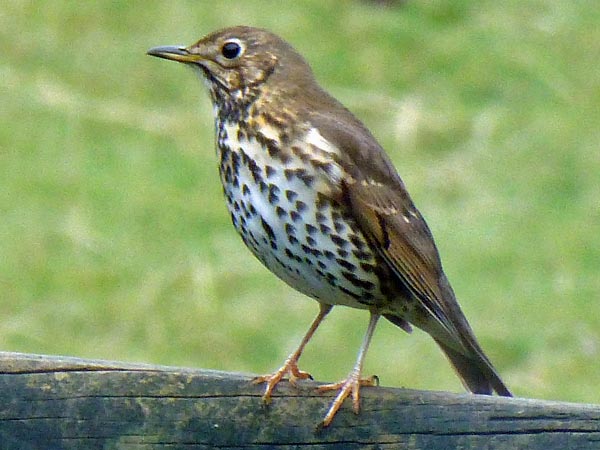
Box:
[433,337,512,397]
[388,276,512,396]
[385,310,513,397]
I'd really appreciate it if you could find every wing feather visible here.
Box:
[305,108,467,348]
[345,179,460,340]
[303,107,511,396]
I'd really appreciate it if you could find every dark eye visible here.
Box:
[222,41,242,59]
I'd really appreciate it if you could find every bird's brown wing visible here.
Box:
[344,178,462,341]
[309,108,463,345]
[308,107,511,397]
[344,175,514,396]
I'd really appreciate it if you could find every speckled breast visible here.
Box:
[215,118,389,309]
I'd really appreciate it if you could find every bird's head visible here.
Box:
[148,26,314,103]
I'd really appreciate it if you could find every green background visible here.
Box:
[1,0,599,404]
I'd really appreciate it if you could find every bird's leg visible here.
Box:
[253,303,333,404]
[317,312,381,427]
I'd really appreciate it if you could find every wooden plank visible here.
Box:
[1,351,599,449]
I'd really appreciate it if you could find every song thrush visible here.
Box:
[147,26,512,427]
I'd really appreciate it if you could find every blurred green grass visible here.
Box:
[1,0,599,404]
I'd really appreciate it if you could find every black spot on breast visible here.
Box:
[306,236,317,247]
[319,224,331,234]
[285,223,296,235]
[295,201,307,213]
[240,149,249,165]
[337,249,349,258]
[242,204,251,219]
[268,184,280,204]
[219,142,231,158]
[290,211,301,222]
[298,171,314,187]
[223,165,232,183]
[301,244,322,258]
[247,157,262,184]
[261,218,275,241]
[231,150,240,171]
[325,272,337,286]
[305,224,318,235]
[218,124,228,139]
[265,165,276,178]
[264,139,290,164]
[283,168,314,187]
[242,184,250,196]
[350,235,365,250]
[310,160,335,176]
[290,145,309,161]
[248,231,259,246]
[336,258,356,272]
[285,190,298,202]
[339,286,361,300]
[284,247,302,263]
[316,194,331,210]
[342,271,375,291]
[353,250,372,261]
[276,206,286,218]
[330,235,348,248]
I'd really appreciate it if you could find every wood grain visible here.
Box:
[1,352,599,449]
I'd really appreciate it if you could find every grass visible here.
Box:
[1,0,599,405]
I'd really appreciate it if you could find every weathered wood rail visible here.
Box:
[1,352,599,449]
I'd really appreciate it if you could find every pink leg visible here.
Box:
[317,311,381,427]
[253,303,333,403]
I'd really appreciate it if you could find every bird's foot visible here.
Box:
[252,357,313,404]
[316,372,379,427]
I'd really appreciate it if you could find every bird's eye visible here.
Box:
[221,41,243,60]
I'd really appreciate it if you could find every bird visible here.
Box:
[147,26,512,427]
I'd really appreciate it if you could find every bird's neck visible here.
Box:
[209,82,267,124]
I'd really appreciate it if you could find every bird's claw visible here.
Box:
[317,373,378,427]
[252,359,313,404]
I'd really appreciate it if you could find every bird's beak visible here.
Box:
[147,45,202,64]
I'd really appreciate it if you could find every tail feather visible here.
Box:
[434,337,512,397]
[427,274,512,397]
[383,272,512,396]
